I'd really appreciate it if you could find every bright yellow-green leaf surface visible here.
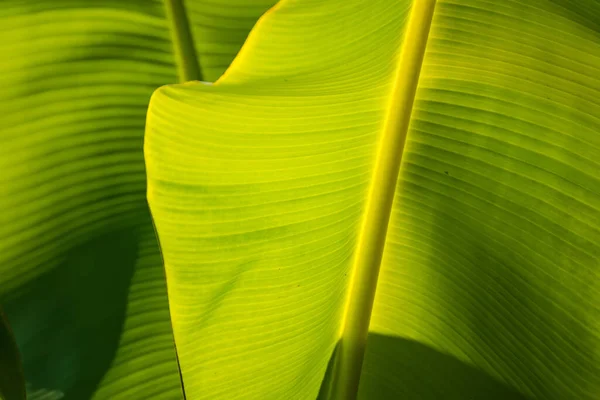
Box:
[146,0,600,399]
[0,0,274,399]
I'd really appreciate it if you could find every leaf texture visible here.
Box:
[369,2,600,399]
[0,0,274,398]
[145,0,600,399]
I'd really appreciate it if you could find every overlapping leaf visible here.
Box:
[0,0,274,398]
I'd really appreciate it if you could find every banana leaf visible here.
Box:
[0,0,274,399]
[145,0,600,399]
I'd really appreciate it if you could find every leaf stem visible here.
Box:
[164,0,202,82]
[330,1,437,399]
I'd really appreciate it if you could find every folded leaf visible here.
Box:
[146,0,600,399]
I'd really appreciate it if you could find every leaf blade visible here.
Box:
[367,1,600,399]
[145,0,415,397]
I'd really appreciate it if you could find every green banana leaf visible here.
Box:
[145,0,600,399]
[0,0,274,399]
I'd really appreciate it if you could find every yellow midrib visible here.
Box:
[330,1,437,399]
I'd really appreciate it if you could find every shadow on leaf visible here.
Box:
[3,228,139,400]
[319,333,529,399]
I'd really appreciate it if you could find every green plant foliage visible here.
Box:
[145,0,600,399]
[0,0,274,399]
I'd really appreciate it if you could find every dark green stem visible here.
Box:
[164,0,202,82]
